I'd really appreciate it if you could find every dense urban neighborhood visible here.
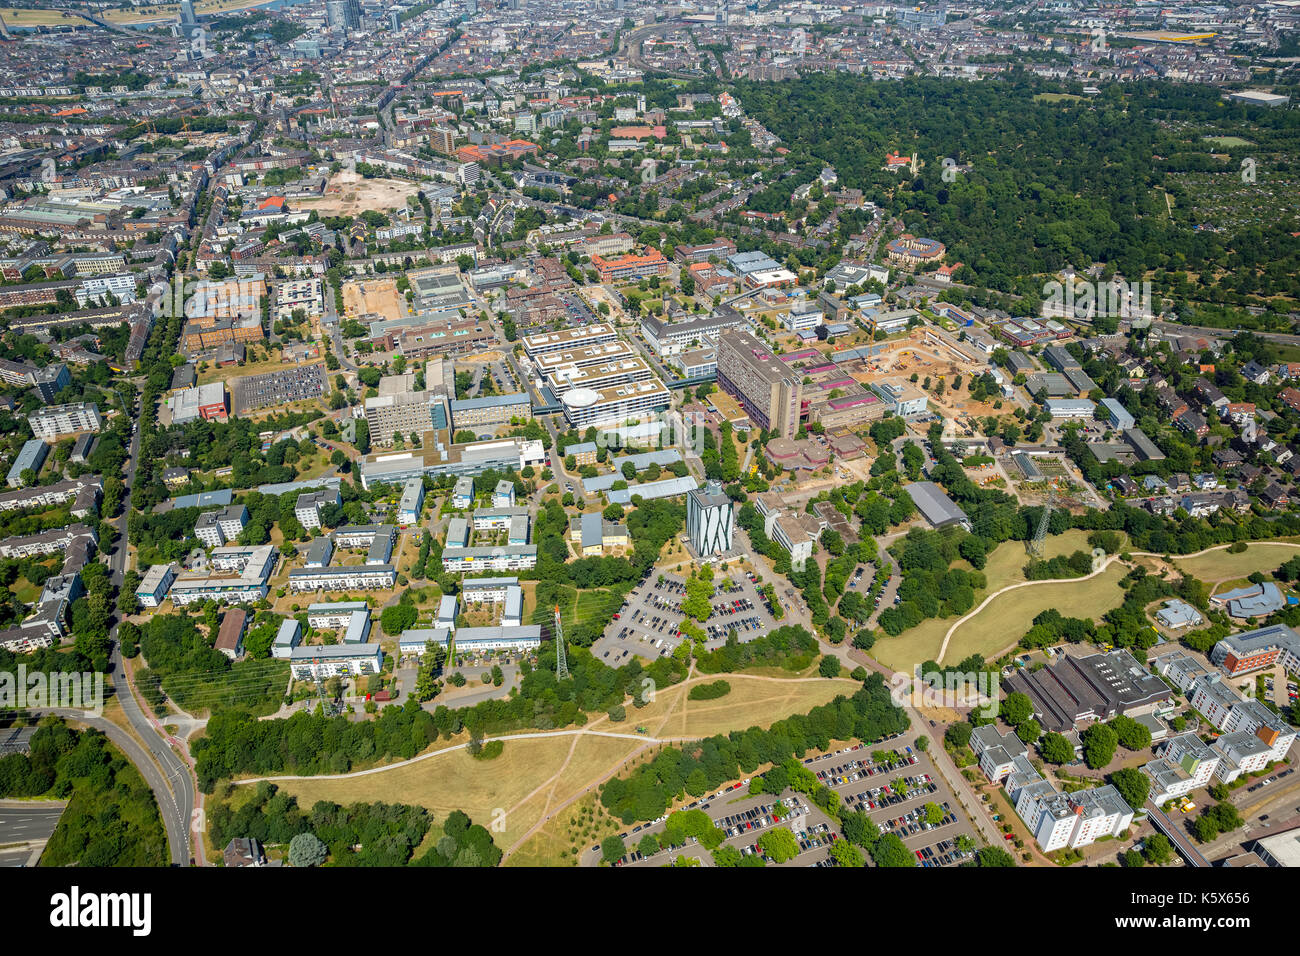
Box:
[0,0,1296,922]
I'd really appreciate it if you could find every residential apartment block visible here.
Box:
[28,402,101,439]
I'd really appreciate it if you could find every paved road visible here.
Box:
[103,392,198,866]
[30,706,189,865]
[0,801,67,848]
[1151,319,1299,347]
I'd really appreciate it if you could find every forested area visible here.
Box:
[876,420,1300,642]
[126,613,288,717]
[737,75,1300,317]
[0,720,166,867]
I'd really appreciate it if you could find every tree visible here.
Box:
[973,846,1016,867]
[999,692,1033,727]
[1040,732,1074,765]
[818,655,841,678]
[830,839,865,867]
[638,832,660,857]
[380,603,418,636]
[1109,767,1150,811]
[601,834,626,864]
[757,826,800,863]
[870,831,915,867]
[1143,833,1173,866]
[288,832,327,867]
[1081,722,1119,769]
[1016,718,1041,744]
[945,722,972,750]
[1109,715,1153,751]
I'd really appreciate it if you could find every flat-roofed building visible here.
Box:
[461,577,519,604]
[1004,648,1172,733]
[522,323,616,359]
[170,545,275,606]
[687,480,733,557]
[715,329,803,439]
[533,340,637,379]
[171,382,228,424]
[639,311,745,356]
[288,564,396,593]
[400,624,542,654]
[906,481,970,530]
[307,601,371,629]
[28,402,101,439]
[449,392,531,428]
[295,488,340,530]
[544,353,654,396]
[195,504,249,548]
[272,618,302,659]
[870,379,928,418]
[442,543,537,573]
[288,642,383,681]
[1210,624,1300,676]
[560,378,671,430]
[135,564,175,608]
[7,438,47,488]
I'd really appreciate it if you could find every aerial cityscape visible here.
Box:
[0,0,1296,911]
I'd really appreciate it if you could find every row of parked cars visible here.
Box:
[844,775,937,812]
[916,836,971,867]
[798,822,837,856]
[878,801,958,839]
[721,801,796,838]
[1247,766,1294,792]
[706,615,763,638]
[711,598,755,617]
[812,748,919,788]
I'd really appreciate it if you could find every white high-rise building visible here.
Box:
[687,481,734,557]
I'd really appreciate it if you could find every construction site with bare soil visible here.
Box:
[342,277,409,324]
[297,170,424,217]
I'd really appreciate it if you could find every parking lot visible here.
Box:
[804,745,977,867]
[592,569,779,665]
[594,788,843,868]
[232,363,327,415]
[590,734,979,867]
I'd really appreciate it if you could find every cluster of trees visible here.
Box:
[1017,608,1097,651]
[600,673,909,824]
[126,613,287,718]
[1191,801,1245,844]
[687,680,732,701]
[878,527,985,636]
[694,625,820,675]
[0,720,166,866]
[209,783,500,867]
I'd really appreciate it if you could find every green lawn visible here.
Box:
[872,529,1105,671]
[1168,542,1300,582]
